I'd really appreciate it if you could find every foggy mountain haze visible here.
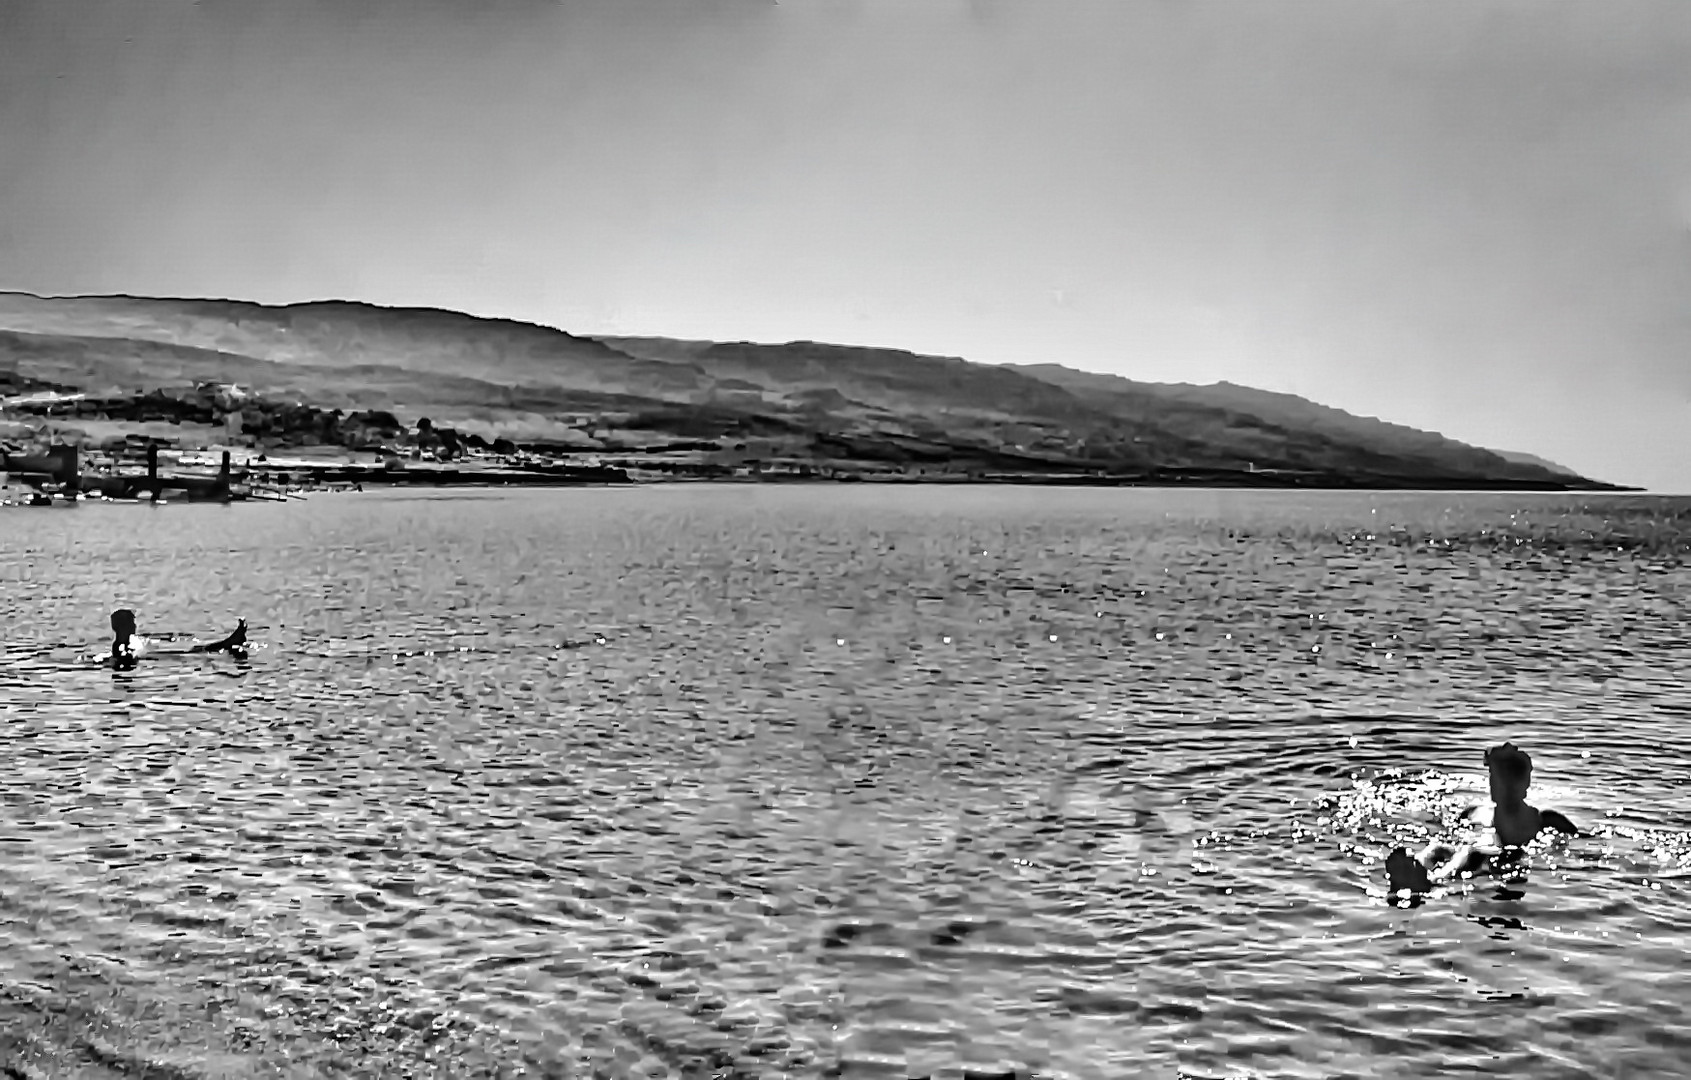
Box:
[2,1,1687,490]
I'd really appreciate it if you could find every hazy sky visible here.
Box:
[2,1,1687,489]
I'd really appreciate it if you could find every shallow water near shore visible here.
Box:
[1,484,1689,1078]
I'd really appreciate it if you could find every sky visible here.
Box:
[1,0,1687,490]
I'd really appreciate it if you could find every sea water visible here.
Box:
[0,485,1687,1079]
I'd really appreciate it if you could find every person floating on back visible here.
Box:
[110,608,249,669]
[1384,742,1579,897]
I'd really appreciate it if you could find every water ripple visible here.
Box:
[0,486,1687,1077]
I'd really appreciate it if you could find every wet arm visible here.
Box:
[1541,809,1580,836]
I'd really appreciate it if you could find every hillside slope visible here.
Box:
[1491,449,1581,478]
[0,292,1627,489]
[1004,364,1561,484]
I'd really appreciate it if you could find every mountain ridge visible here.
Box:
[1001,362,1577,483]
[0,290,1629,490]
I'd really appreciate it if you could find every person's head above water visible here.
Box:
[111,608,137,640]
[1484,742,1533,804]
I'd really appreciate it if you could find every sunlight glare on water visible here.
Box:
[1,485,1689,1078]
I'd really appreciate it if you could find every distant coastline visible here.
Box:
[189,454,1648,494]
[0,291,1636,496]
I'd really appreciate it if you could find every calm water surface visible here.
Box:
[1,485,1689,1079]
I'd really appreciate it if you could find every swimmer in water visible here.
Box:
[1385,742,1579,897]
[110,608,248,669]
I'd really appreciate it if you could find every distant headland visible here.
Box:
[0,291,1637,497]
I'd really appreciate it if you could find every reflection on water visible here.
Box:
[1,485,1689,1078]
